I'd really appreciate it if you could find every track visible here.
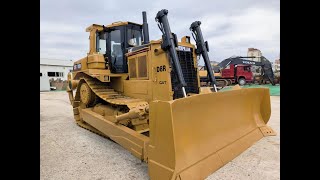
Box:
[76,76,148,109]
[69,74,149,135]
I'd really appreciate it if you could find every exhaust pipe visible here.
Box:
[142,11,150,44]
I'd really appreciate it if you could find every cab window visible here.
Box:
[244,66,251,71]
[127,28,142,47]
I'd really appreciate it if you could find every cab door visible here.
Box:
[106,26,127,73]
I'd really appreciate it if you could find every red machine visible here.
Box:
[208,56,275,86]
[217,64,253,85]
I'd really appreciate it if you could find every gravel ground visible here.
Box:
[40,91,280,180]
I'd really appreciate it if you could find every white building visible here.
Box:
[40,58,73,81]
[247,48,262,76]
[247,48,262,62]
[40,58,73,91]
[40,76,50,92]
[274,58,280,72]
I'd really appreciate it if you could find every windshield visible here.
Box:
[127,28,142,46]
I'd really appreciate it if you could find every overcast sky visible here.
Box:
[40,0,279,64]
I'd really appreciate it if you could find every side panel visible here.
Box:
[125,49,153,101]
[150,43,174,101]
[123,80,153,102]
[148,41,198,101]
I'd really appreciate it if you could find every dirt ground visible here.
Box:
[40,91,280,180]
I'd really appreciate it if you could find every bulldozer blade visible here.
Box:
[148,88,275,180]
[232,84,241,90]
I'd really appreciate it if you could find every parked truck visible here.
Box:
[200,56,275,87]
[199,63,253,86]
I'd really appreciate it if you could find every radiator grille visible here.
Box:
[171,49,199,99]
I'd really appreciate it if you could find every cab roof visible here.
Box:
[86,22,142,32]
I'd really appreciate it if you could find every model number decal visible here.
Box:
[157,65,166,72]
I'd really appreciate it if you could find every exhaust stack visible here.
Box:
[142,11,150,44]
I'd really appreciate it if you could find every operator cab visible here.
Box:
[95,22,144,73]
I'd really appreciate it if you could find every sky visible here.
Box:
[40,0,280,64]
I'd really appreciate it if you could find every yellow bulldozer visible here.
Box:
[66,9,276,180]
